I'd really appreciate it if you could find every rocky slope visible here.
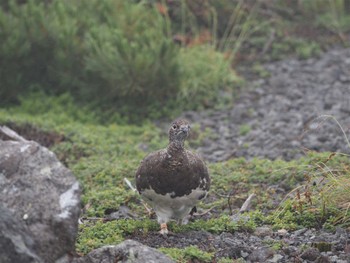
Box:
[182,48,350,162]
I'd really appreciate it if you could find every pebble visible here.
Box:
[254,226,273,237]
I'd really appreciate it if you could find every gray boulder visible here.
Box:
[0,126,81,263]
[0,205,42,263]
[73,240,175,263]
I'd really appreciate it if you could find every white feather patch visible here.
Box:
[141,187,207,224]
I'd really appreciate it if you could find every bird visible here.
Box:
[135,119,210,235]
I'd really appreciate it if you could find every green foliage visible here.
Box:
[0,0,239,120]
[298,0,350,34]
[268,152,350,230]
[178,45,242,109]
[159,246,214,263]
[83,1,180,115]
[252,63,271,78]
[76,219,159,254]
[218,258,245,263]
[239,124,251,136]
[269,37,322,60]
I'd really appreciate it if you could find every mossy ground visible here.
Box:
[1,95,349,262]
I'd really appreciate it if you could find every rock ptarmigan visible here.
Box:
[135,119,210,234]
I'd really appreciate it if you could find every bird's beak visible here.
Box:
[179,125,190,133]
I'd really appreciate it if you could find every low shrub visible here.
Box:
[0,0,239,120]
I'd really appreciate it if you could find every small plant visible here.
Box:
[178,45,242,109]
[76,219,159,254]
[0,0,242,120]
[298,0,350,43]
[272,151,350,230]
[159,246,214,263]
[239,124,251,136]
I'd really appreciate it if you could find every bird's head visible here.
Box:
[168,119,190,143]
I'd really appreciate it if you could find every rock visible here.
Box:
[315,255,331,263]
[247,247,274,262]
[254,226,273,237]
[105,206,136,220]
[0,205,42,263]
[0,127,81,263]
[292,228,307,237]
[300,247,320,261]
[73,240,175,263]
[267,254,284,263]
[277,229,288,237]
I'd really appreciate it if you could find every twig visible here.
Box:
[240,193,256,213]
[123,177,137,192]
[193,206,217,216]
[260,29,275,56]
[123,177,153,216]
[0,126,27,142]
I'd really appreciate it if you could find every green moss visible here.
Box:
[159,246,214,263]
[262,239,285,251]
[239,124,251,136]
[76,219,159,254]
[252,63,271,78]
[188,124,214,148]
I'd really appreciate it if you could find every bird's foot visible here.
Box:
[159,223,169,235]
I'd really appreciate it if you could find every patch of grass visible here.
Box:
[269,152,350,230]
[269,37,322,60]
[239,124,251,136]
[218,258,245,263]
[263,239,285,251]
[252,63,271,78]
[188,124,213,148]
[178,45,243,109]
[298,0,350,43]
[159,246,214,263]
[76,219,159,254]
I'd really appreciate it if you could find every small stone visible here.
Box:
[254,226,273,237]
[315,255,331,263]
[73,240,175,263]
[247,248,274,262]
[312,242,332,252]
[293,228,307,236]
[268,254,284,263]
[300,247,320,261]
[277,229,288,236]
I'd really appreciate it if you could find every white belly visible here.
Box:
[141,187,207,224]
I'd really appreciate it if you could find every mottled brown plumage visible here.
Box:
[135,119,210,234]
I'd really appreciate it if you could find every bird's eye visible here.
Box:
[172,124,177,129]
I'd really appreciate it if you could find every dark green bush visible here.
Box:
[0,0,238,120]
[83,1,180,111]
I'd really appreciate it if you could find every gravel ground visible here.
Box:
[130,226,350,262]
[182,48,350,162]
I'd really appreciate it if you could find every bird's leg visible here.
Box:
[159,223,169,235]
[141,201,153,217]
